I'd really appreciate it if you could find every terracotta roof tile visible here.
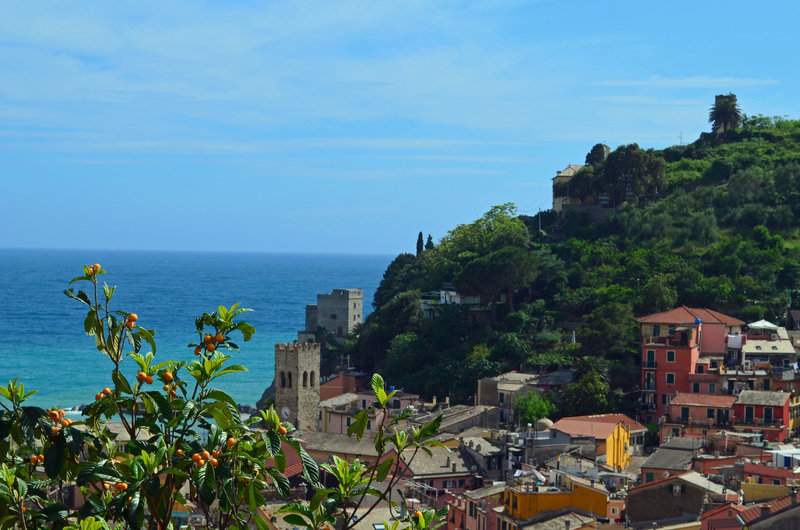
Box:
[637,306,744,326]
[740,495,793,523]
[670,392,737,407]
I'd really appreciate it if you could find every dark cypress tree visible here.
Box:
[416,231,424,257]
[425,234,434,250]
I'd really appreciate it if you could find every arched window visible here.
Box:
[303,371,308,388]
[288,372,293,388]
[280,372,286,388]
[310,371,315,387]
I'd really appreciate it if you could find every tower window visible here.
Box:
[280,372,286,388]
[303,371,308,388]
[310,371,315,387]
[288,372,293,388]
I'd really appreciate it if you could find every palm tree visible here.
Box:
[709,94,742,136]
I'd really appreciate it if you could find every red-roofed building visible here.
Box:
[700,494,800,529]
[733,390,792,442]
[661,392,736,443]
[549,414,640,470]
[638,307,743,421]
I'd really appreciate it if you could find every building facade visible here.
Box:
[298,288,363,344]
[274,342,320,430]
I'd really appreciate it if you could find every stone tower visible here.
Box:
[298,289,363,345]
[274,342,320,430]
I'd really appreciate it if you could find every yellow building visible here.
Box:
[549,414,642,471]
[498,474,625,528]
[551,164,586,212]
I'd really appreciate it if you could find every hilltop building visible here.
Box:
[298,288,363,344]
[551,164,585,212]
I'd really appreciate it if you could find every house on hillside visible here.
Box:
[733,390,791,442]
[638,306,743,421]
[660,392,735,443]
[551,164,586,212]
[626,471,738,527]
[549,414,643,471]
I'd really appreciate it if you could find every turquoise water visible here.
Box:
[0,249,391,409]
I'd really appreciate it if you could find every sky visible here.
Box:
[1,1,798,255]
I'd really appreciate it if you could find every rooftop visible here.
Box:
[670,392,737,408]
[637,306,744,326]
[736,390,791,406]
[402,446,473,479]
[742,339,796,355]
[318,392,358,408]
[641,448,694,471]
[549,413,645,439]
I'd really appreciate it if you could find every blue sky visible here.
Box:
[1,1,798,254]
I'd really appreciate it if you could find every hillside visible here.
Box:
[337,111,800,420]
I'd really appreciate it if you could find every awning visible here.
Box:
[748,320,778,329]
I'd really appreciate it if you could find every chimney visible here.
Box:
[760,504,771,517]
[792,487,798,504]
[446,456,451,467]
[452,463,457,472]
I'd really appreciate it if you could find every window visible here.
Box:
[280,372,286,388]
[367,421,371,430]
[764,407,773,424]
[709,383,716,394]
[653,325,661,336]
[499,393,505,404]
[708,408,715,419]
[362,399,367,409]
[681,407,689,422]
[469,503,475,517]
[459,479,465,487]
[667,350,676,362]
[666,373,675,384]
[692,382,700,393]
[303,371,308,388]
[662,394,668,405]
[711,361,718,369]
[774,479,782,485]
[310,371,315,387]
[646,472,654,482]
[346,418,351,426]
[287,372,292,388]
[696,365,704,373]
[764,379,771,390]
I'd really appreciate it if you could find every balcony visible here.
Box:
[642,382,657,392]
[661,414,730,428]
[644,332,695,348]
[640,403,657,412]
[643,360,658,369]
[734,418,785,428]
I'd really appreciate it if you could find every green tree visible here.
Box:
[709,93,742,135]
[454,246,539,314]
[585,143,609,166]
[416,231,424,257]
[373,253,424,310]
[564,369,610,416]
[603,144,667,204]
[514,391,556,426]
[425,234,435,251]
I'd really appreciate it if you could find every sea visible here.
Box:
[0,249,392,410]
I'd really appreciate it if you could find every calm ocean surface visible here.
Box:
[0,249,392,409]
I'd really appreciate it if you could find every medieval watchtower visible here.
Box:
[274,342,320,430]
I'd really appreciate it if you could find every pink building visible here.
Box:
[660,392,736,443]
[445,483,504,530]
[319,390,421,435]
[638,307,743,422]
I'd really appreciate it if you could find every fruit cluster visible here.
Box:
[48,408,71,436]
[125,312,138,329]
[193,333,226,356]
[94,387,112,401]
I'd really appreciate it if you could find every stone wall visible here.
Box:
[274,342,320,430]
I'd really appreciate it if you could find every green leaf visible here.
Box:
[44,438,66,479]
[136,327,157,355]
[112,370,132,395]
[417,414,442,441]
[347,410,369,441]
[286,439,320,487]
[204,389,239,411]
[371,373,387,407]
[281,514,310,527]
[274,450,287,473]
[266,468,291,497]
[266,431,281,457]
[374,456,394,483]
[212,364,248,380]
[102,283,115,302]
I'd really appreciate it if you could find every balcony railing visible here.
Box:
[643,360,658,369]
[642,382,656,392]
[734,418,784,428]
[661,415,731,428]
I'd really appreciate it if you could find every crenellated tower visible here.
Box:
[274,342,320,430]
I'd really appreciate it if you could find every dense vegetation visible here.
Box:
[339,111,800,422]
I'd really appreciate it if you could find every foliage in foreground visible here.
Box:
[0,265,445,529]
